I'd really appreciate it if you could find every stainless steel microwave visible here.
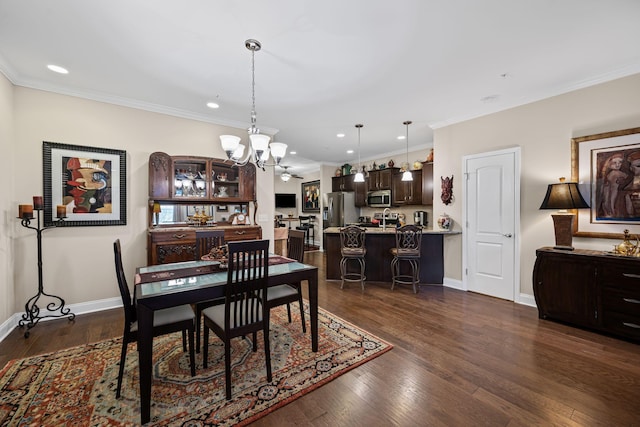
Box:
[367,190,392,207]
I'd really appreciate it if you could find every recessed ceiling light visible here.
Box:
[206,102,219,109]
[337,133,345,138]
[290,151,297,155]
[47,64,68,74]
[397,136,405,140]
[347,149,354,154]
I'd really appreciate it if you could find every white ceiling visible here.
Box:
[1,0,640,178]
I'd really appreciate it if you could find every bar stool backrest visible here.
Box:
[395,225,422,257]
[340,225,366,255]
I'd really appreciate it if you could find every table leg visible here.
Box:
[137,303,154,424]
[308,272,318,352]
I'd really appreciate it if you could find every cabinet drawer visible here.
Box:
[599,264,640,292]
[602,288,640,316]
[224,227,262,242]
[601,311,640,340]
[151,230,196,243]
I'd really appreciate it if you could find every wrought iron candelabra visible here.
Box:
[17,207,75,337]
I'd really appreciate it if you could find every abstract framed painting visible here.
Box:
[571,127,640,238]
[301,180,320,213]
[43,141,127,227]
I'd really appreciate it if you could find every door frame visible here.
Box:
[462,147,521,302]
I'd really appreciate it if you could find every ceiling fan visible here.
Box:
[279,166,303,182]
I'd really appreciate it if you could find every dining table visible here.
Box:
[134,256,319,425]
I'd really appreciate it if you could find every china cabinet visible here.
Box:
[147,152,261,265]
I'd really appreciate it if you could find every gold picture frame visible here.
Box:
[571,127,640,238]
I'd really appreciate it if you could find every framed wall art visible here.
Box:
[571,127,640,238]
[43,141,127,227]
[301,180,320,213]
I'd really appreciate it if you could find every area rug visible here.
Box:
[0,304,392,426]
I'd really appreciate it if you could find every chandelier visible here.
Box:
[219,39,287,169]
[353,124,365,183]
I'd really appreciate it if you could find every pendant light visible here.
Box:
[219,39,287,170]
[354,124,365,183]
[401,120,413,182]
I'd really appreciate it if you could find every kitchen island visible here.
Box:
[323,226,458,285]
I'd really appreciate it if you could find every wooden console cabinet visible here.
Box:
[533,247,640,342]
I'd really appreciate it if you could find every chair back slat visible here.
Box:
[395,225,423,254]
[340,225,366,250]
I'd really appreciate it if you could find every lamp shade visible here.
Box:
[249,133,270,152]
[220,135,241,152]
[539,181,589,210]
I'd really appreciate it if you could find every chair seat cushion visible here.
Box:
[130,304,195,332]
[202,298,263,329]
[267,284,299,301]
[341,248,366,257]
[390,248,420,257]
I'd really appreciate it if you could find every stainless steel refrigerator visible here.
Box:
[323,192,359,228]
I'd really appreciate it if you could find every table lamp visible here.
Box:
[152,202,162,227]
[539,177,589,250]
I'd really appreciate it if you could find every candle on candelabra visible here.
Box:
[19,204,34,219]
[56,205,67,218]
[33,196,43,210]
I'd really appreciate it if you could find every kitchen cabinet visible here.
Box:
[367,168,397,191]
[533,247,640,342]
[391,169,423,205]
[421,162,434,205]
[332,175,355,192]
[354,180,367,207]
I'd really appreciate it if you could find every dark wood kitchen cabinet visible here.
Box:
[533,247,640,342]
[391,169,423,205]
[367,168,397,191]
[332,175,355,192]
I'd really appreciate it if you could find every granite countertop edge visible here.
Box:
[323,226,460,235]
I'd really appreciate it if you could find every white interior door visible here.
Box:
[464,148,520,301]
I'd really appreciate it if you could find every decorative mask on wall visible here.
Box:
[441,175,454,205]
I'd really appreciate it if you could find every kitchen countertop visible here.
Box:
[323,226,460,234]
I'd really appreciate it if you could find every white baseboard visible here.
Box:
[443,277,464,290]
[0,297,122,344]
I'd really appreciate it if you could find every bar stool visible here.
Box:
[296,215,316,249]
[390,225,422,293]
[340,225,367,290]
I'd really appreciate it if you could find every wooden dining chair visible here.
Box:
[201,239,272,400]
[194,229,226,352]
[113,239,196,399]
[195,229,226,259]
[265,229,306,332]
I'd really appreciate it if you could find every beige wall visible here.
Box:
[0,73,15,323]
[7,86,275,324]
[434,73,640,296]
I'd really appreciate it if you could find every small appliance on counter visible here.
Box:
[414,211,428,226]
[373,211,398,226]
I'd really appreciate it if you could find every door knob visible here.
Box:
[503,233,513,238]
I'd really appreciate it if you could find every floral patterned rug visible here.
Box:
[0,304,392,426]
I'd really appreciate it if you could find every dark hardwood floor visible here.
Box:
[1,251,639,426]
